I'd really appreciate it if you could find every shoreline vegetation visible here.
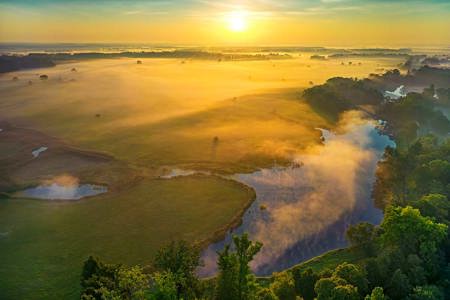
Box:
[77,60,449,299]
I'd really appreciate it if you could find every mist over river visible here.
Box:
[199,112,395,276]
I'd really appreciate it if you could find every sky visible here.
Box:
[0,0,449,46]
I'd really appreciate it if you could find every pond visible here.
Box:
[198,118,395,276]
[15,183,107,200]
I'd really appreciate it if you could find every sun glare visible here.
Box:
[227,10,248,32]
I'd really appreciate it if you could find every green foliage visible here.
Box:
[381,206,448,277]
[149,271,177,300]
[364,287,386,300]
[303,77,383,123]
[270,272,296,300]
[215,234,262,300]
[256,288,279,300]
[386,269,412,299]
[80,256,148,300]
[332,284,360,300]
[414,194,450,224]
[216,245,239,300]
[292,267,318,300]
[314,276,353,300]
[333,263,369,296]
[153,240,200,299]
[378,93,450,146]
[346,222,377,254]
[411,285,445,300]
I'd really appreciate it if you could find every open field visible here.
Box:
[0,55,405,299]
[0,56,403,171]
[0,175,254,299]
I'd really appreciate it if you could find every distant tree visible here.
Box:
[292,267,318,300]
[153,240,201,299]
[270,272,296,300]
[364,287,386,300]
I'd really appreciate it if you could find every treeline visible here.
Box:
[0,51,291,73]
[302,68,450,147]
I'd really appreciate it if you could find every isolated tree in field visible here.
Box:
[153,240,200,299]
[292,267,318,300]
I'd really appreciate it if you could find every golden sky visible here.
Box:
[0,0,449,46]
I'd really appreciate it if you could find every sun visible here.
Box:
[227,10,248,32]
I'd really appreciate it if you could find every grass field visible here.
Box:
[0,56,402,172]
[0,175,254,299]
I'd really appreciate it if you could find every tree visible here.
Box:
[333,263,368,296]
[80,256,148,300]
[270,272,296,300]
[234,234,263,300]
[411,285,445,300]
[364,287,386,300]
[386,269,411,300]
[414,194,450,224]
[315,277,347,300]
[149,271,177,300]
[216,245,239,300]
[332,284,359,300]
[364,258,386,290]
[81,256,120,300]
[116,266,148,300]
[215,234,262,300]
[256,288,279,300]
[380,206,448,277]
[153,240,200,299]
[346,222,377,254]
[292,267,318,300]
